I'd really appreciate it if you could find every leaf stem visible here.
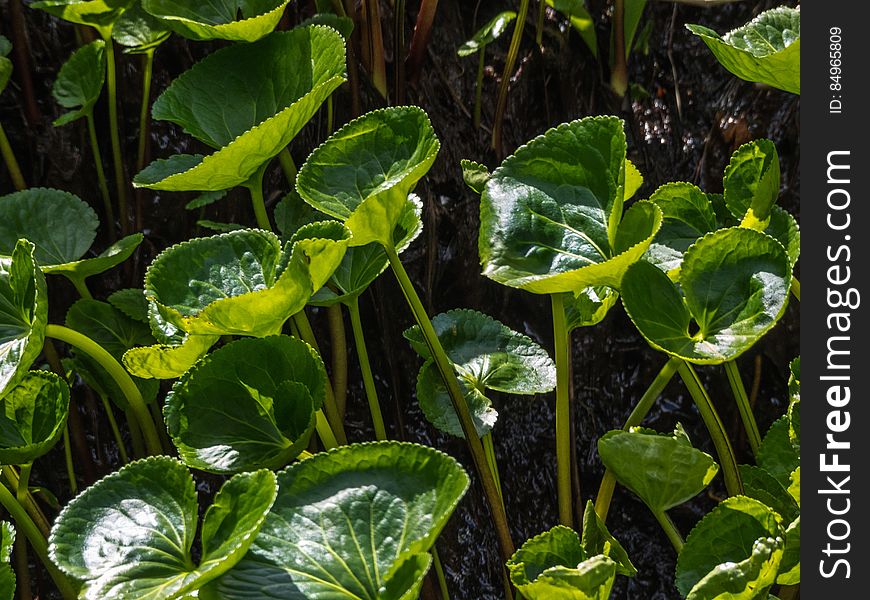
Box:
[278,148,297,187]
[594,357,680,521]
[98,393,129,464]
[327,304,348,419]
[473,51,485,129]
[125,407,146,458]
[104,37,128,236]
[791,276,800,301]
[0,475,77,599]
[492,0,530,153]
[724,360,761,455]
[348,297,387,440]
[482,432,504,503]
[652,509,684,553]
[677,361,743,496]
[1,468,49,538]
[535,0,546,47]
[68,275,93,300]
[85,113,115,241]
[246,165,272,232]
[14,531,33,600]
[385,245,515,562]
[611,0,629,97]
[62,426,78,494]
[136,50,154,174]
[45,324,163,456]
[431,545,450,600]
[315,410,339,449]
[551,293,574,528]
[0,121,26,190]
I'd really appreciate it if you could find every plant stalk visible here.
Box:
[536,0,546,47]
[492,0,530,153]
[315,410,339,449]
[98,393,129,464]
[550,294,574,528]
[104,37,129,236]
[652,509,684,553]
[45,324,163,456]
[125,407,147,458]
[85,113,115,241]
[473,51,485,129]
[62,426,78,494]
[348,297,387,440]
[136,50,155,174]
[611,0,629,96]
[1,469,49,539]
[394,0,407,104]
[0,122,26,190]
[278,148,297,187]
[14,532,33,600]
[482,432,504,503]
[384,245,515,563]
[327,305,348,419]
[594,357,680,521]
[431,545,450,600]
[405,0,439,85]
[246,165,272,231]
[677,361,743,496]
[791,276,800,301]
[724,360,761,455]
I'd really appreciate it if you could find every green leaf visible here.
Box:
[144,225,349,337]
[687,6,800,94]
[564,287,619,331]
[645,182,718,274]
[598,426,718,513]
[507,526,616,600]
[580,501,636,577]
[757,416,800,489]
[108,288,149,323]
[624,159,643,200]
[0,240,47,398]
[457,11,516,56]
[209,442,470,599]
[0,522,14,600]
[122,333,218,380]
[165,335,325,473]
[787,357,800,449]
[135,27,346,192]
[479,116,662,294]
[546,0,598,57]
[723,140,781,228]
[45,233,144,285]
[297,106,440,249]
[765,206,800,270]
[415,359,497,438]
[788,467,799,507]
[185,190,228,211]
[623,228,791,364]
[777,515,800,585]
[52,40,106,125]
[30,0,133,39]
[112,0,170,53]
[50,458,277,599]
[676,496,784,598]
[298,13,354,40]
[142,0,291,42]
[738,465,799,524]
[273,191,320,241]
[0,371,69,464]
[461,159,491,195]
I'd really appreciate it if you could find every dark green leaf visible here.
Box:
[52,40,106,125]
[757,416,800,489]
[738,465,799,524]
[723,140,780,228]
[777,515,799,585]
[457,11,516,56]
[196,220,243,233]
[184,190,227,210]
[107,288,149,323]
[210,442,470,599]
[0,36,11,96]
[0,522,14,600]
[0,371,69,464]
[564,287,619,331]
[547,0,597,57]
[142,0,291,42]
[415,359,497,438]
[580,501,636,577]
[645,182,718,274]
[112,0,169,52]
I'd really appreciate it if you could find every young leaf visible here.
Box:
[723,140,780,228]
[112,0,170,53]
[122,333,219,379]
[142,0,291,42]
[297,106,440,249]
[687,6,800,94]
[135,27,346,192]
[0,371,69,465]
[546,0,598,57]
[49,457,278,599]
[580,501,636,577]
[457,11,516,56]
[208,442,470,599]
[622,228,791,364]
[507,525,616,600]
[757,416,800,489]
[598,427,719,513]
[415,360,498,438]
[144,225,349,337]
[52,40,106,126]
[676,496,784,598]
[0,240,47,397]
[30,0,133,39]
[461,159,491,195]
[0,522,14,600]
[165,335,325,473]
[478,116,662,294]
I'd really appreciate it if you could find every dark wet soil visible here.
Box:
[1,1,799,598]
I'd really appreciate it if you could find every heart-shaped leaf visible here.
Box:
[724,140,781,229]
[757,416,799,489]
[297,106,440,249]
[112,0,169,53]
[478,116,662,294]
[0,371,69,465]
[0,36,12,96]
[49,457,278,599]
[676,496,784,598]
[135,27,346,192]
[30,0,133,38]
[52,40,105,126]
[687,6,800,94]
[144,224,349,337]
[623,228,790,364]
[0,522,14,600]
[165,335,325,473]
[142,0,291,42]
[0,240,47,398]
[458,11,516,56]
[598,426,719,513]
[580,501,636,577]
[507,525,617,600]
[208,441,470,599]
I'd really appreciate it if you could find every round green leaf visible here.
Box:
[676,496,784,598]
[479,116,662,294]
[30,0,133,38]
[645,182,718,275]
[765,206,800,271]
[415,359,497,438]
[598,426,719,513]
[0,522,14,600]
[0,240,47,398]
[457,11,516,56]
[723,140,781,228]
[165,335,325,473]
[623,228,791,364]
[210,441,470,600]
[144,225,349,337]
[135,27,346,192]
[49,457,277,599]
[142,0,291,42]
[52,40,106,126]
[112,0,170,53]
[0,371,69,464]
[297,106,440,248]
[687,6,800,94]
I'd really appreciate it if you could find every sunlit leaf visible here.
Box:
[112,0,170,53]
[142,0,291,42]
[122,333,219,380]
[457,11,516,56]
[461,159,491,195]
[757,416,799,489]
[30,0,134,39]
[0,371,69,464]
[723,140,780,229]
